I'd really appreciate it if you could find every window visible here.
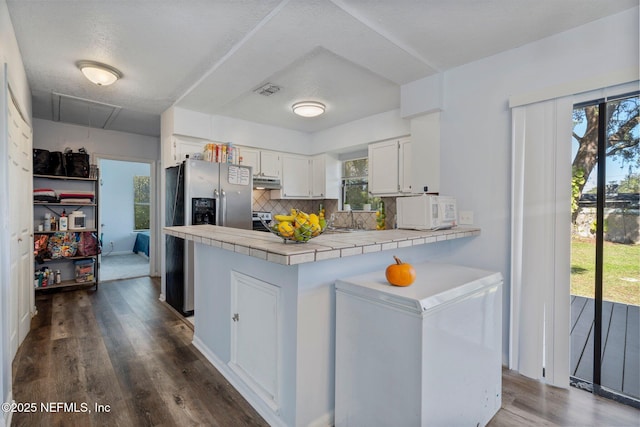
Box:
[341,158,380,210]
[133,175,150,230]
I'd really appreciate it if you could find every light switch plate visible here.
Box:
[459,211,474,225]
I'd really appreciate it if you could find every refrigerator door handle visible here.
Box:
[213,188,220,225]
[221,189,227,226]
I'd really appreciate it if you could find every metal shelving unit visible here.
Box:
[33,173,99,291]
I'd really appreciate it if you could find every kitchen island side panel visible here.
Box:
[192,239,459,427]
[193,243,300,427]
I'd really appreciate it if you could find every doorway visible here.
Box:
[570,93,639,406]
[99,158,152,282]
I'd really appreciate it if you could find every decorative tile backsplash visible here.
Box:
[252,190,318,216]
[252,190,397,231]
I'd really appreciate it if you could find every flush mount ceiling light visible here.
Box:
[292,101,325,117]
[76,60,122,86]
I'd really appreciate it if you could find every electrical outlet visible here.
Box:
[459,211,474,225]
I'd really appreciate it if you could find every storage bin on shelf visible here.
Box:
[74,258,95,283]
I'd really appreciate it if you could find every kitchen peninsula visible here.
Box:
[163,225,480,427]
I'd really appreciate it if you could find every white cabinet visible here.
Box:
[409,112,440,194]
[241,148,281,178]
[311,155,325,198]
[311,154,340,199]
[171,136,206,165]
[278,154,310,198]
[260,151,281,178]
[272,153,340,199]
[368,138,412,196]
[399,139,412,193]
[230,272,281,410]
[240,147,260,174]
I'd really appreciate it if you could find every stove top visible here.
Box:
[252,211,272,221]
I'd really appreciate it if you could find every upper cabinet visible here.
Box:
[409,112,440,194]
[239,147,280,178]
[311,154,340,199]
[399,139,412,193]
[368,138,412,196]
[171,136,207,164]
[271,153,340,200]
[277,154,310,198]
[260,151,281,178]
[240,147,281,178]
[239,147,260,175]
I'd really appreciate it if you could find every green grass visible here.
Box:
[571,238,640,306]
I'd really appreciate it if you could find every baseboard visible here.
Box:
[102,251,141,256]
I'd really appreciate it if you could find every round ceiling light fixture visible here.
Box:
[292,101,325,117]
[77,60,123,86]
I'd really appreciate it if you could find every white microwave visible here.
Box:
[396,195,457,230]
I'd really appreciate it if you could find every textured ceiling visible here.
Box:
[6,0,638,137]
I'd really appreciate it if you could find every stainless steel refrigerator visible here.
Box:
[166,159,252,315]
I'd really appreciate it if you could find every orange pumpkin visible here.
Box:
[385,256,416,287]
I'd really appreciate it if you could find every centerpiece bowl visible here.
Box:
[262,209,326,243]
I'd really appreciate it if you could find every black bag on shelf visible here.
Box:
[65,152,90,178]
[33,149,50,175]
[49,151,66,176]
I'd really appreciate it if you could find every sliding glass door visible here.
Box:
[570,93,639,406]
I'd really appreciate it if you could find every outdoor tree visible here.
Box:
[133,176,150,230]
[572,97,639,220]
[343,158,372,210]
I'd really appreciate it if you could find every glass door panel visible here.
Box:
[571,94,639,406]
[601,96,639,401]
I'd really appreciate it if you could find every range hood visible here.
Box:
[253,176,281,190]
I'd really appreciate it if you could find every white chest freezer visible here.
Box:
[335,262,503,427]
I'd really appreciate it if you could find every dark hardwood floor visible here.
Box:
[11,277,640,426]
[11,277,268,427]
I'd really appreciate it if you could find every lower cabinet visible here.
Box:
[230,272,281,410]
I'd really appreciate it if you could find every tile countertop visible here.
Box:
[163,225,480,266]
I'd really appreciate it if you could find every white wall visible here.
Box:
[100,159,151,254]
[311,109,410,154]
[166,106,313,154]
[0,2,31,425]
[409,7,638,363]
[0,2,30,118]
[33,119,159,161]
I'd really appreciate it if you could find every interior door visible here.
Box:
[7,92,32,358]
